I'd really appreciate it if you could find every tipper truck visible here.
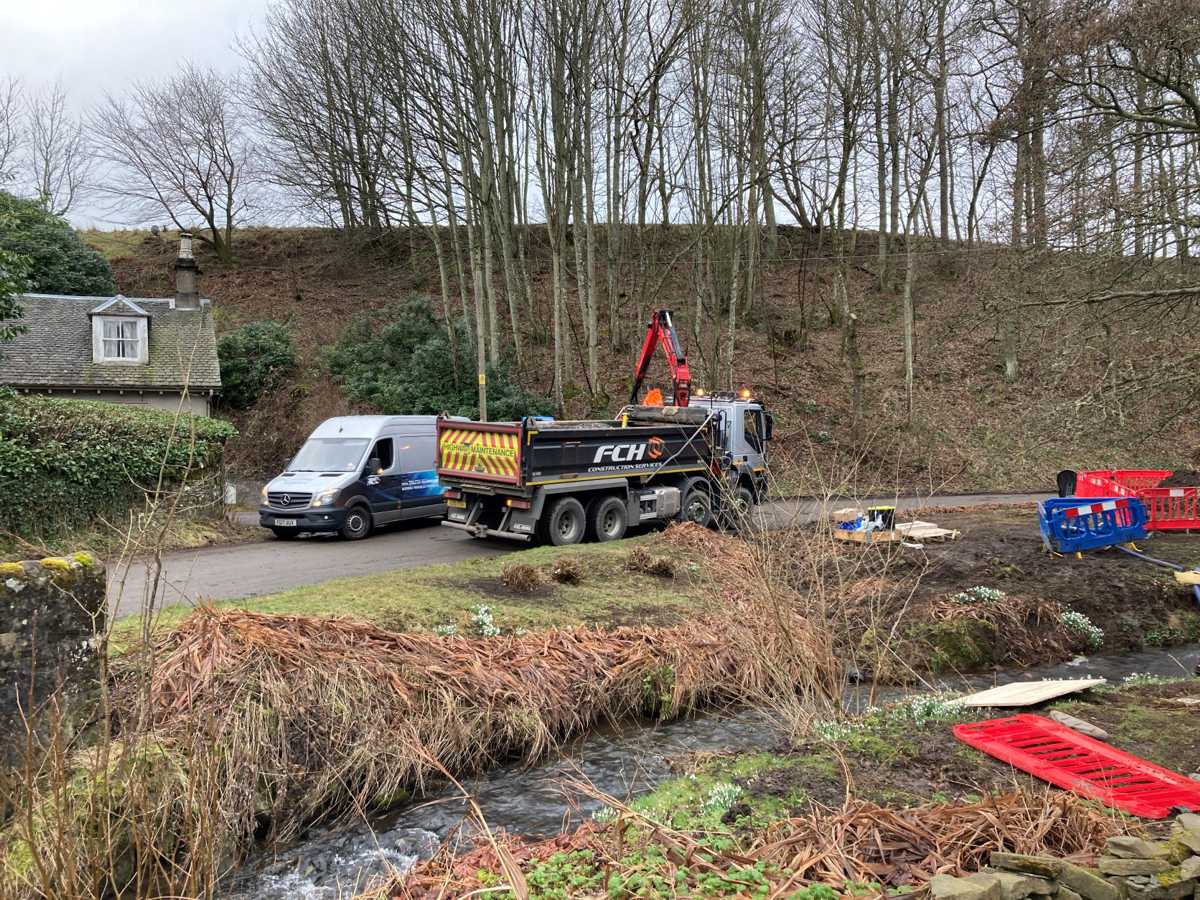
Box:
[437,395,773,545]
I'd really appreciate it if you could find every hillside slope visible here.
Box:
[91,227,1199,494]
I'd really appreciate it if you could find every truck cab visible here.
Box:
[689,391,773,507]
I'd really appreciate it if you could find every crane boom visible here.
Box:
[629,309,692,407]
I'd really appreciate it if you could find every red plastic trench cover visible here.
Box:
[953,714,1200,819]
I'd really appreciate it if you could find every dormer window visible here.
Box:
[101,318,141,360]
[89,295,150,365]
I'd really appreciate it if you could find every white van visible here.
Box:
[258,416,451,540]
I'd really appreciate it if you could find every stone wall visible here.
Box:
[0,554,105,735]
[932,814,1200,900]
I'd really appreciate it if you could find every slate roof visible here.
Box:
[0,293,222,391]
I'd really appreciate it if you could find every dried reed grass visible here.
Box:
[623,545,676,577]
[499,561,543,592]
[545,556,583,585]
[110,599,839,848]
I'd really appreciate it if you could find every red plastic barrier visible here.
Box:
[1075,469,1172,498]
[1138,487,1200,532]
[1071,469,1200,530]
[954,714,1200,818]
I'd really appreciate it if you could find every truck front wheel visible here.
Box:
[589,496,628,542]
[544,496,586,546]
[680,480,713,528]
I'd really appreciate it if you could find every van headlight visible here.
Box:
[311,490,337,508]
[260,486,268,503]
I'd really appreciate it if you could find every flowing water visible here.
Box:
[221,643,1199,898]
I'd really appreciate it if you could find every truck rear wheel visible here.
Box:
[588,496,628,542]
[544,496,586,546]
[680,479,713,528]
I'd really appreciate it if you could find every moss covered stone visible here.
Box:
[1,553,105,746]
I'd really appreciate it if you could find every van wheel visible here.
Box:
[340,506,373,541]
[544,497,586,546]
[679,479,713,528]
[588,496,628,542]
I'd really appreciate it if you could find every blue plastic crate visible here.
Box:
[1038,497,1148,553]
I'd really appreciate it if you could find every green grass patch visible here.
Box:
[81,228,169,260]
[112,533,707,648]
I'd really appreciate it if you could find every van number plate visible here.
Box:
[446,499,466,508]
[273,518,298,527]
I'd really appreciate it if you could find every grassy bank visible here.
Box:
[112,508,1200,672]
[2,515,260,566]
[111,534,707,647]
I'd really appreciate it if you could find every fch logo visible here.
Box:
[594,442,647,464]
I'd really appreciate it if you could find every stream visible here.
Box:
[221,642,1200,899]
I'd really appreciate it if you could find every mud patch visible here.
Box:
[466,576,559,602]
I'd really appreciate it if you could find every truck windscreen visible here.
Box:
[289,438,369,472]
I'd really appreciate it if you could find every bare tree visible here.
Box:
[0,77,22,185]
[91,65,253,262]
[24,80,90,216]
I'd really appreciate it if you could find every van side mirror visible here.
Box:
[764,413,774,441]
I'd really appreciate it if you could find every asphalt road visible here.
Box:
[107,492,1047,619]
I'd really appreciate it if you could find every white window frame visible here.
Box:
[92,316,148,365]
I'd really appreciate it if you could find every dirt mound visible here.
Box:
[1162,470,1200,488]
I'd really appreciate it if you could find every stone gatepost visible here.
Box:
[0,554,105,740]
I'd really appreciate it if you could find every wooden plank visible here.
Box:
[833,529,900,544]
[895,521,960,542]
[950,678,1107,708]
[1174,571,1200,585]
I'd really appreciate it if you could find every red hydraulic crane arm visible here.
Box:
[629,309,692,407]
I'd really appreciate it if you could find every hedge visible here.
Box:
[0,391,236,538]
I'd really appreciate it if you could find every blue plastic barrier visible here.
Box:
[1038,497,1148,553]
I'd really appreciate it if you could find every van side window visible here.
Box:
[371,438,395,472]
[397,435,435,473]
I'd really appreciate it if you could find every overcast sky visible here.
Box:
[2,0,271,227]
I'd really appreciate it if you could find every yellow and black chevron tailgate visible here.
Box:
[437,422,522,484]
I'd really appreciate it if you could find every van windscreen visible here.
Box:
[289,438,370,472]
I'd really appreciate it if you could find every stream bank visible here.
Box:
[222,642,1200,899]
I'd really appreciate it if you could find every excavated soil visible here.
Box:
[902,507,1200,654]
[1161,470,1200,488]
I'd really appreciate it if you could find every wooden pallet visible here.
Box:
[895,520,961,543]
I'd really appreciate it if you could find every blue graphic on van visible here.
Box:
[401,469,445,499]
